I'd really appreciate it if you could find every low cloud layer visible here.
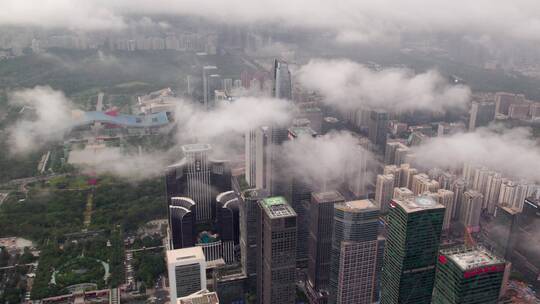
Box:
[68,147,171,180]
[280,131,374,189]
[174,97,293,140]
[7,86,74,154]
[2,0,540,43]
[412,126,540,182]
[298,59,471,112]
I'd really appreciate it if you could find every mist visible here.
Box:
[173,96,293,141]
[412,126,540,182]
[297,59,471,112]
[7,86,74,154]
[2,0,540,44]
[280,131,374,189]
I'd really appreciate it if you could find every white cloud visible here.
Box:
[280,131,374,188]
[297,59,471,112]
[412,126,540,182]
[2,0,540,43]
[7,86,74,154]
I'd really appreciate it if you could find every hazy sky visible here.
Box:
[2,0,540,43]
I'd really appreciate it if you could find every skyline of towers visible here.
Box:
[256,196,297,304]
[381,196,445,304]
[329,199,381,304]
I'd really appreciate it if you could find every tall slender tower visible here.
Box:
[272,59,292,100]
[306,191,345,304]
[329,200,381,304]
[381,196,445,304]
[257,197,297,304]
[239,188,268,286]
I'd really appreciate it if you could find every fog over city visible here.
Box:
[1,0,540,303]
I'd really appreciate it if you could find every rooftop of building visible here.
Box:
[242,188,268,200]
[336,199,378,212]
[394,195,444,213]
[177,289,219,304]
[442,246,505,271]
[324,116,339,123]
[181,143,212,153]
[166,247,205,264]
[312,191,345,203]
[288,126,317,138]
[260,196,296,218]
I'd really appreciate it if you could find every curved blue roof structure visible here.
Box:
[73,111,170,128]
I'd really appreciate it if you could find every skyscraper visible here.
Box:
[329,200,381,304]
[469,101,495,131]
[436,189,455,232]
[368,110,389,152]
[166,144,232,224]
[375,174,395,213]
[216,191,240,264]
[459,190,483,233]
[432,246,506,304]
[393,187,414,201]
[169,197,197,250]
[202,66,218,108]
[287,126,317,267]
[381,196,445,304]
[306,191,345,304]
[239,189,268,284]
[257,197,297,304]
[167,247,207,303]
[272,59,292,100]
[245,130,257,187]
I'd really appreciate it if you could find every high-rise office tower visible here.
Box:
[216,191,240,264]
[207,74,222,108]
[368,110,389,152]
[239,189,268,284]
[202,66,218,108]
[167,247,207,303]
[166,144,232,224]
[272,59,292,100]
[459,190,483,233]
[436,189,455,232]
[432,246,506,304]
[469,101,495,131]
[411,173,440,196]
[486,205,519,259]
[169,197,197,250]
[375,174,395,213]
[245,130,257,187]
[393,187,414,201]
[485,173,503,214]
[306,191,345,304]
[381,196,445,304]
[286,127,317,267]
[257,197,297,304]
[329,200,381,304]
[451,178,466,220]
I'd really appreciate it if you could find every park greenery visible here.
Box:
[31,232,124,299]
